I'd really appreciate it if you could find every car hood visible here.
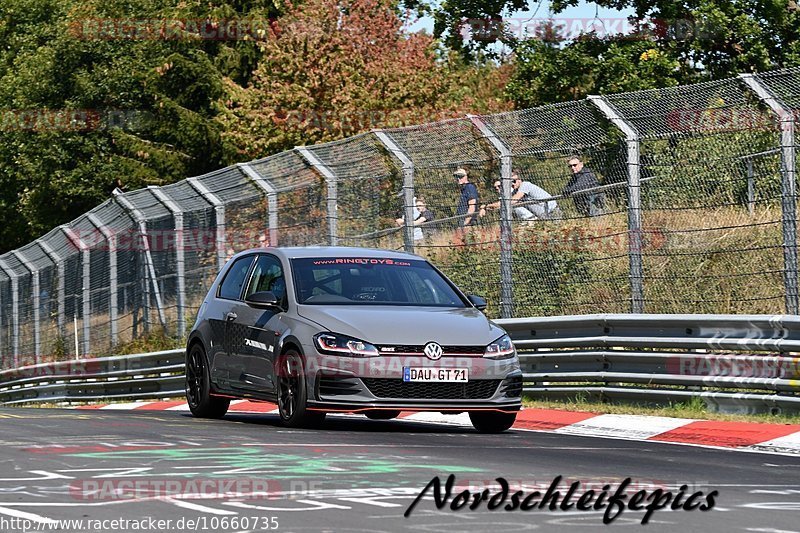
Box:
[296,305,505,346]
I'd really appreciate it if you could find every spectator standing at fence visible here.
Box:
[480,174,560,220]
[453,168,479,244]
[395,196,436,241]
[563,156,605,217]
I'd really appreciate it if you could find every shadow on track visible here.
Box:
[188,412,488,434]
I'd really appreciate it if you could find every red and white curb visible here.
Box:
[74,400,800,456]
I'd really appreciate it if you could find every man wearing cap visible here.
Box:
[454,168,479,242]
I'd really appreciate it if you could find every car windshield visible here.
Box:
[291,257,468,307]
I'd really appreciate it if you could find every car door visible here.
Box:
[210,254,255,387]
[227,253,287,394]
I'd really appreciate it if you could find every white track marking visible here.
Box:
[0,505,58,524]
[99,402,152,410]
[554,414,696,440]
[165,498,238,515]
[400,412,471,425]
[748,432,800,454]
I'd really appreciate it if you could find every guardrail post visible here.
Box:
[86,214,118,346]
[740,74,799,315]
[186,177,227,269]
[38,240,65,340]
[238,163,280,247]
[148,186,186,338]
[296,147,338,246]
[0,259,19,366]
[61,227,92,356]
[373,130,416,253]
[588,96,645,313]
[468,115,514,319]
[12,251,41,363]
[113,192,168,331]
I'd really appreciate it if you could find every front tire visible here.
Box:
[469,411,516,433]
[186,343,229,419]
[276,350,325,428]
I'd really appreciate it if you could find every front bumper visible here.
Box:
[308,371,523,413]
[299,340,523,413]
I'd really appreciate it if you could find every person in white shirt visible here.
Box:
[480,173,560,220]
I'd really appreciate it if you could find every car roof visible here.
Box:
[230,246,422,261]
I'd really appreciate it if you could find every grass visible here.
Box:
[109,328,185,355]
[523,395,800,425]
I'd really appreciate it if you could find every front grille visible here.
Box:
[362,378,501,400]
[442,345,485,355]
[376,345,485,355]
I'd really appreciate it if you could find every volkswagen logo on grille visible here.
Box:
[423,342,443,360]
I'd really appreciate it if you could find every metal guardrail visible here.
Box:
[497,314,800,414]
[0,349,184,405]
[2,314,800,414]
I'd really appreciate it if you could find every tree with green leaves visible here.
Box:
[0,0,279,251]
[423,0,800,105]
[216,0,511,160]
[506,29,684,107]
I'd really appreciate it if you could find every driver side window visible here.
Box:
[246,254,286,304]
[218,255,255,300]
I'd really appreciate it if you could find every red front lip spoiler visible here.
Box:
[306,401,521,414]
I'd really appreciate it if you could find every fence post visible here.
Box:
[296,146,338,246]
[61,227,92,356]
[745,157,756,216]
[12,251,41,363]
[373,130,416,253]
[148,186,186,339]
[588,96,645,313]
[186,177,227,269]
[38,240,65,340]
[238,163,280,247]
[0,259,19,367]
[740,74,799,315]
[86,213,118,346]
[468,115,515,319]
[113,193,168,330]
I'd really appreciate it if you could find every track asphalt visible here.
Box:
[79,400,800,455]
[0,406,798,532]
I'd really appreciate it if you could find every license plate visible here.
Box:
[403,367,469,382]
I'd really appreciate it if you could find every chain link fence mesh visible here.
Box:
[305,133,399,248]
[480,102,632,316]
[1,68,800,367]
[380,118,503,314]
[606,78,786,313]
[249,151,328,247]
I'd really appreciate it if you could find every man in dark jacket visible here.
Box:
[453,167,479,245]
[563,156,605,217]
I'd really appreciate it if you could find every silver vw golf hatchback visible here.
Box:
[186,247,522,432]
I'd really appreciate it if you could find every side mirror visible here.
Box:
[245,291,281,309]
[467,294,487,311]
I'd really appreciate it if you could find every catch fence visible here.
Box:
[0,68,799,367]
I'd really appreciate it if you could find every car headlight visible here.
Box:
[484,334,516,359]
[314,333,379,358]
